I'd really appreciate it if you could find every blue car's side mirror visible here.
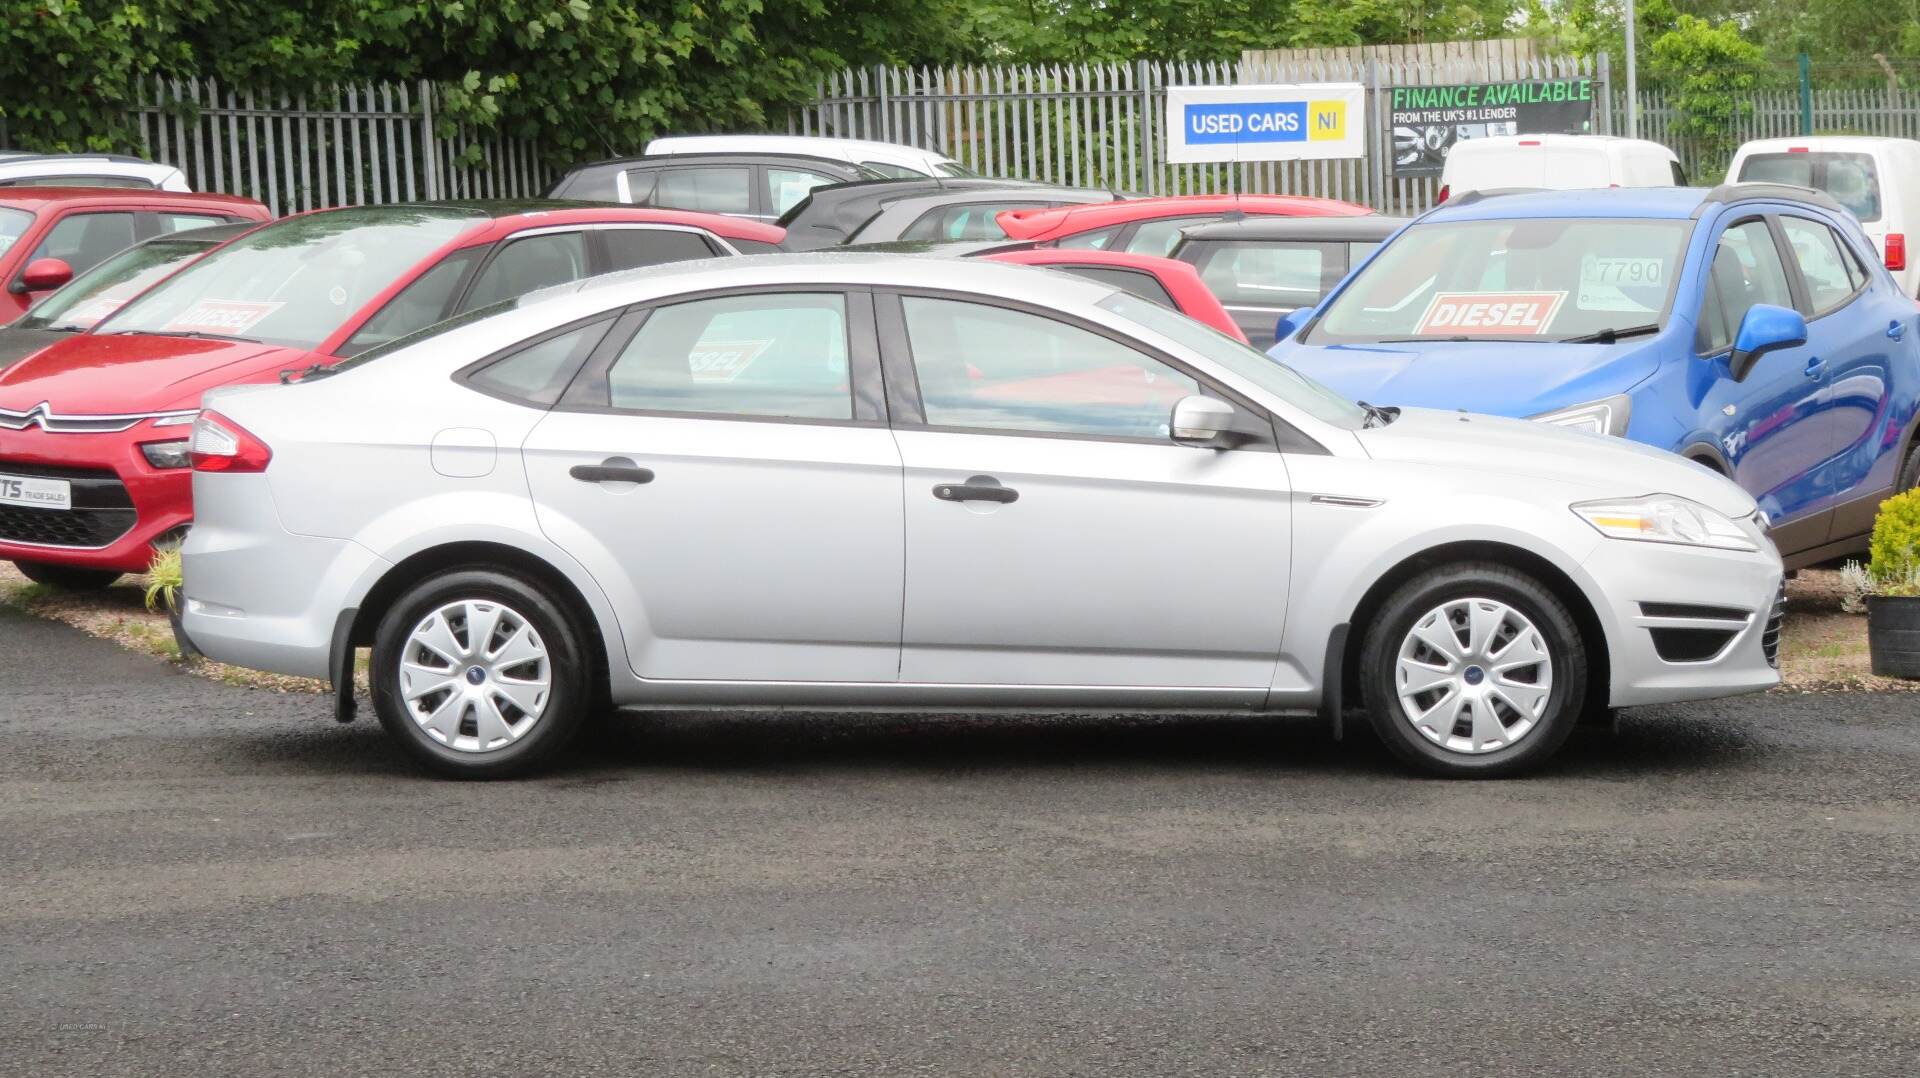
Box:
[1274,306,1314,344]
[1729,303,1807,382]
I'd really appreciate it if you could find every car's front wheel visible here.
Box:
[1358,562,1587,778]
[13,560,122,591]
[368,568,592,779]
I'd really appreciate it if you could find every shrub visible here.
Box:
[1865,488,1920,597]
[144,544,183,614]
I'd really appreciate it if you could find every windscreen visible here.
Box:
[17,237,212,331]
[0,207,30,259]
[96,207,481,348]
[1737,152,1881,222]
[1306,217,1691,344]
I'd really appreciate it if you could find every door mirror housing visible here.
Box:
[1728,303,1807,382]
[1274,306,1314,345]
[1170,394,1239,448]
[17,257,72,295]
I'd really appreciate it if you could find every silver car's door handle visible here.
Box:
[570,460,655,484]
[933,475,1018,504]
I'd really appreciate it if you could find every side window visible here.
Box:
[462,231,590,311]
[554,167,620,202]
[1350,241,1382,265]
[1054,265,1178,308]
[1698,219,1795,354]
[1058,225,1121,251]
[900,295,1199,439]
[601,228,720,271]
[339,249,480,357]
[765,168,838,216]
[157,214,231,234]
[1193,241,1342,308]
[862,161,927,179]
[900,201,1045,242]
[1125,216,1209,257]
[646,167,752,215]
[603,292,850,419]
[1780,216,1862,314]
[467,319,611,407]
[27,211,137,276]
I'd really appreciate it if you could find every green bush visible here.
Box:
[1869,488,1920,596]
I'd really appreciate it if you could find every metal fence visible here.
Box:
[131,78,550,215]
[1628,86,1920,183]
[790,53,1607,215]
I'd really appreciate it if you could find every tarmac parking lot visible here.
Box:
[5,605,1920,1075]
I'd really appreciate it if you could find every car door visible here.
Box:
[881,291,1292,702]
[1692,215,1832,539]
[1776,212,1905,539]
[521,288,904,683]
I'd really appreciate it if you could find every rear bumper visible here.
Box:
[180,473,388,679]
[0,429,194,574]
[1585,532,1784,707]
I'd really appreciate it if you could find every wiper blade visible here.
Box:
[1356,400,1400,428]
[1374,335,1543,343]
[279,362,333,384]
[1560,323,1660,344]
[113,329,260,343]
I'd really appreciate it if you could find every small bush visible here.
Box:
[144,545,183,614]
[1867,489,1920,597]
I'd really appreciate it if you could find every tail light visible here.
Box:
[1436,184,1450,203]
[1888,233,1907,272]
[189,410,272,473]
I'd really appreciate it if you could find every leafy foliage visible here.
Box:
[1867,489,1920,597]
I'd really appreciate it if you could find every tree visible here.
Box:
[1648,14,1767,166]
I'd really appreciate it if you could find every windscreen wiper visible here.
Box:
[1561,323,1661,344]
[1374,335,1542,343]
[1356,400,1401,428]
[113,329,261,344]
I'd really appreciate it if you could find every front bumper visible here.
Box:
[0,427,193,574]
[1584,529,1785,708]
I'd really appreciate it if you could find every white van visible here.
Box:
[1727,136,1920,296]
[644,135,973,180]
[1437,135,1684,201]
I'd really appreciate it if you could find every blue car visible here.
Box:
[1270,184,1920,568]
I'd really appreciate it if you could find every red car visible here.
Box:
[0,202,784,588]
[981,248,1248,342]
[995,194,1374,256]
[0,188,270,319]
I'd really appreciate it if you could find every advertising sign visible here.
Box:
[1388,78,1594,176]
[1166,84,1365,164]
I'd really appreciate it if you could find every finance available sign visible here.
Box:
[1389,78,1594,176]
[1166,84,1365,164]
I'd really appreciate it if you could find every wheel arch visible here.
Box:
[1679,440,1731,475]
[1337,539,1611,720]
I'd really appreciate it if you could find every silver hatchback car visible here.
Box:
[180,256,1784,779]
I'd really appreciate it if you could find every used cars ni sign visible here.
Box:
[180,256,1784,780]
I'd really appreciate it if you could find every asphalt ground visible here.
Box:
[3,605,1917,1076]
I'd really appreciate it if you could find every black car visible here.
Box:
[0,221,254,372]
[546,153,881,222]
[1171,215,1407,348]
[778,178,1123,251]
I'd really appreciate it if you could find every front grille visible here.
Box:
[1762,585,1786,668]
[0,459,136,549]
[1650,627,1739,663]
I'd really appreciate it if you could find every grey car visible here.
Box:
[1172,215,1407,348]
[180,255,1783,780]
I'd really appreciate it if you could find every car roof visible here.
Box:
[0,187,265,213]
[140,220,261,246]
[292,200,787,243]
[1420,183,1852,223]
[648,134,955,163]
[1737,135,1920,153]
[1180,215,1408,242]
[563,152,868,174]
[997,194,1374,240]
[1450,134,1674,152]
[775,178,1057,246]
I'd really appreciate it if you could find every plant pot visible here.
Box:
[1867,595,1920,678]
[166,603,203,663]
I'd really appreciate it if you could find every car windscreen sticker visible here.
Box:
[1414,291,1566,336]
[166,299,284,337]
[60,282,150,328]
[687,338,773,382]
[1577,254,1664,313]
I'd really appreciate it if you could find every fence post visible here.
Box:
[1138,59,1155,196]
[874,64,891,143]
[1798,54,1813,136]
[420,80,438,200]
[1596,52,1612,136]
[1366,58,1381,210]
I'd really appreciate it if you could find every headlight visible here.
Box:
[140,439,192,470]
[1572,495,1758,552]
[1531,394,1631,436]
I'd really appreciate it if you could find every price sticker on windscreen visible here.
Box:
[1578,254,1665,313]
[165,299,284,337]
[1415,291,1566,336]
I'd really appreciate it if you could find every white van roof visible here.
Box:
[644,135,962,177]
[1734,135,1920,154]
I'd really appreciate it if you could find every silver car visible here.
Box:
[179,255,1785,779]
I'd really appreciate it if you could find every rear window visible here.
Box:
[1738,152,1881,222]
[1188,240,1343,308]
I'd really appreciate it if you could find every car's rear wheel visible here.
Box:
[1358,562,1587,778]
[369,568,591,779]
[13,560,122,592]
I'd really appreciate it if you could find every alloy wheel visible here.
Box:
[399,599,552,754]
[1394,597,1553,755]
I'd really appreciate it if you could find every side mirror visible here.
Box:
[17,257,73,295]
[1274,306,1314,344]
[1170,394,1239,448]
[1728,303,1807,382]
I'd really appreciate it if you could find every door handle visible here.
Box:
[1803,356,1825,379]
[932,475,1019,504]
[1890,320,1907,341]
[570,460,655,485]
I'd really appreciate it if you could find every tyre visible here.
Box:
[368,568,592,779]
[1358,562,1587,778]
[1898,444,1920,494]
[13,560,121,591]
